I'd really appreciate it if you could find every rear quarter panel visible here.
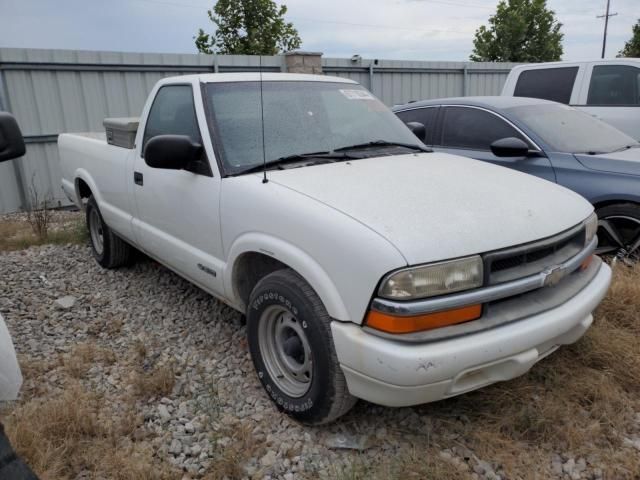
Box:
[58,133,137,243]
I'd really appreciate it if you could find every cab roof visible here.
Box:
[160,72,357,84]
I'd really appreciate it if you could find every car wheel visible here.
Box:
[595,203,640,264]
[247,269,357,424]
[86,196,134,268]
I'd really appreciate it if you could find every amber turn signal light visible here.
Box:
[365,304,482,334]
[580,254,594,271]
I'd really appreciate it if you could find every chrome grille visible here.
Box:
[485,225,585,285]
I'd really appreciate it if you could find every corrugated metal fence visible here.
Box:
[0,47,520,214]
[323,57,519,106]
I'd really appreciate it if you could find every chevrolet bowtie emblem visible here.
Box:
[543,265,564,287]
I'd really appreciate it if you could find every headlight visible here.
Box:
[584,212,598,246]
[379,255,483,300]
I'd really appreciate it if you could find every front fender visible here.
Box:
[225,232,351,321]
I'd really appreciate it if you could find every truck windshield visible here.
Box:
[506,103,639,154]
[204,81,424,175]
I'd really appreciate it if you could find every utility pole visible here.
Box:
[597,0,618,58]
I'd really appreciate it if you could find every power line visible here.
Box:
[597,0,618,58]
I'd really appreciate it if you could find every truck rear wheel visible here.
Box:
[247,269,357,424]
[86,196,133,268]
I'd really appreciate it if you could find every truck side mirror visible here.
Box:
[405,122,426,142]
[0,112,26,163]
[144,135,203,170]
[490,137,529,158]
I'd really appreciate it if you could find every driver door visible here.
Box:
[132,83,225,296]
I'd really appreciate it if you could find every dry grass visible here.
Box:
[203,423,267,480]
[0,211,87,252]
[329,263,640,479]
[333,448,473,480]
[3,258,640,479]
[26,205,52,241]
[63,342,117,379]
[407,262,640,478]
[131,364,176,399]
[127,339,176,399]
[3,383,178,480]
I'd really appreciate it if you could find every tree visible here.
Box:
[470,0,563,62]
[618,19,640,57]
[194,0,302,55]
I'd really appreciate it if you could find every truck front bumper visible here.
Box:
[331,261,611,407]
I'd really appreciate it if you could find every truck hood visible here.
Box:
[267,153,592,265]
[574,147,640,176]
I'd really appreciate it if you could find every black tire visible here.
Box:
[86,196,134,268]
[247,269,357,425]
[595,203,640,262]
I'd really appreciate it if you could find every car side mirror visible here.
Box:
[0,112,26,163]
[144,135,203,170]
[490,137,529,158]
[405,122,426,142]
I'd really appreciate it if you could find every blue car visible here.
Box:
[393,96,640,262]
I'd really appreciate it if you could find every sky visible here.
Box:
[0,0,638,61]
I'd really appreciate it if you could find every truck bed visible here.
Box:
[58,132,135,238]
[68,132,107,142]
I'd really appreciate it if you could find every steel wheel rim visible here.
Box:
[89,208,104,255]
[258,304,313,398]
[596,215,640,263]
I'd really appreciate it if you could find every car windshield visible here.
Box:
[204,81,424,174]
[505,103,639,154]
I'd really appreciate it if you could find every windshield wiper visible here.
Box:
[333,140,431,153]
[234,142,429,175]
[235,151,355,175]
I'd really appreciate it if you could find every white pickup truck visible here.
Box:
[59,73,611,424]
[501,59,640,139]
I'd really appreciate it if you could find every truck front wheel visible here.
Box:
[86,196,134,269]
[247,269,357,424]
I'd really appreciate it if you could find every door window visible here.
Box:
[439,106,527,151]
[514,67,579,104]
[142,85,202,153]
[587,65,640,106]
[396,107,438,143]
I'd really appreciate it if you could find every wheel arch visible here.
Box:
[593,198,640,211]
[226,234,351,321]
[592,200,640,259]
[73,169,101,210]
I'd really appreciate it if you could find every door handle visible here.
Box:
[134,171,143,186]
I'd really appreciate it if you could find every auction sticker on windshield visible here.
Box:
[340,89,376,100]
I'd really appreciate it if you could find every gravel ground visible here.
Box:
[0,241,637,479]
